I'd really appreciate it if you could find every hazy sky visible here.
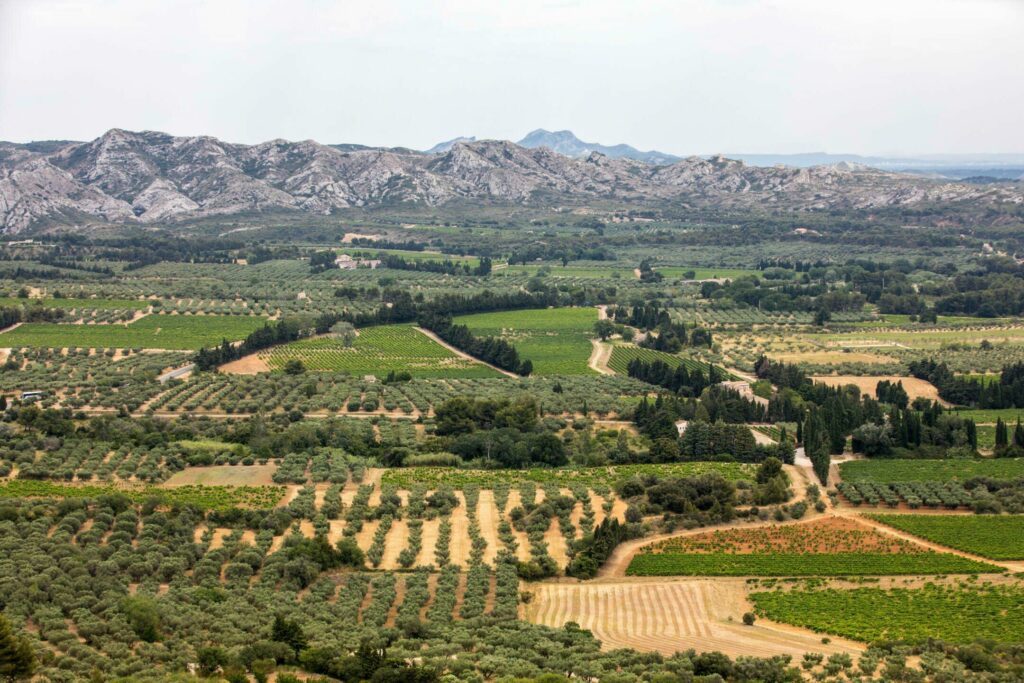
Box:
[1,0,1022,155]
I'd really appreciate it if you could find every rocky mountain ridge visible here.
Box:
[1,128,1021,233]
[516,128,681,165]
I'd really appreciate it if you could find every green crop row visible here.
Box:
[626,551,1001,577]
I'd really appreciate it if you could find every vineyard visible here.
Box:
[869,514,1024,560]
[454,307,597,375]
[0,314,267,349]
[264,325,501,378]
[626,518,1000,576]
[0,480,284,510]
[836,481,978,509]
[380,462,758,490]
[606,344,732,378]
[838,458,1024,483]
[751,584,1024,644]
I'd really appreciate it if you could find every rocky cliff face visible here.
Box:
[1,129,1020,233]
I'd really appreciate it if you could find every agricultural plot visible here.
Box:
[811,375,942,403]
[656,266,759,280]
[0,314,267,349]
[0,348,183,412]
[381,462,758,490]
[526,579,861,658]
[816,325,1024,351]
[626,518,1000,576]
[948,407,1024,424]
[497,264,632,279]
[0,296,150,310]
[839,458,1024,483]
[264,325,501,378]
[869,514,1024,560]
[0,479,284,510]
[751,584,1024,644]
[607,344,735,379]
[838,481,980,509]
[454,307,597,375]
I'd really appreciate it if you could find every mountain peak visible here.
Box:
[516,129,681,165]
[425,136,477,155]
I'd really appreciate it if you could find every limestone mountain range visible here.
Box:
[1,128,1021,233]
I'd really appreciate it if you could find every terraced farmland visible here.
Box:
[454,307,597,375]
[264,325,501,378]
[0,314,267,349]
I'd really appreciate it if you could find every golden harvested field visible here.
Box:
[769,350,896,365]
[812,375,942,402]
[160,464,278,487]
[525,578,864,658]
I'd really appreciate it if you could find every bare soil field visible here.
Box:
[525,578,863,658]
[379,519,409,570]
[544,517,570,567]
[219,353,270,374]
[770,350,896,365]
[477,490,501,565]
[812,375,943,403]
[417,518,440,566]
[160,464,278,487]
[449,492,472,566]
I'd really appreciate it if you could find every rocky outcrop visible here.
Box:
[0,129,1021,233]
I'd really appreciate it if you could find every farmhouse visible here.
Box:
[335,253,382,270]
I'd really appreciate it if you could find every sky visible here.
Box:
[1,0,1022,156]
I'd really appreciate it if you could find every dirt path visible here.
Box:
[598,471,820,579]
[588,339,614,375]
[413,327,518,378]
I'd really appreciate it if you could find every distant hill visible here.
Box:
[1,129,1020,234]
[425,136,476,155]
[516,129,681,165]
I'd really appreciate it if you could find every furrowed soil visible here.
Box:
[525,578,863,658]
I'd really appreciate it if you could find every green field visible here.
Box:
[949,408,1024,424]
[626,552,999,576]
[0,479,283,510]
[750,585,1024,644]
[381,461,756,490]
[265,325,501,378]
[839,458,1024,483]
[338,247,480,266]
[455,307,597,375]
[0,297,150,310]
[497,264,633,279]
[0,314,267,349]
[655,266,758,280]
[870,514,1024,560]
